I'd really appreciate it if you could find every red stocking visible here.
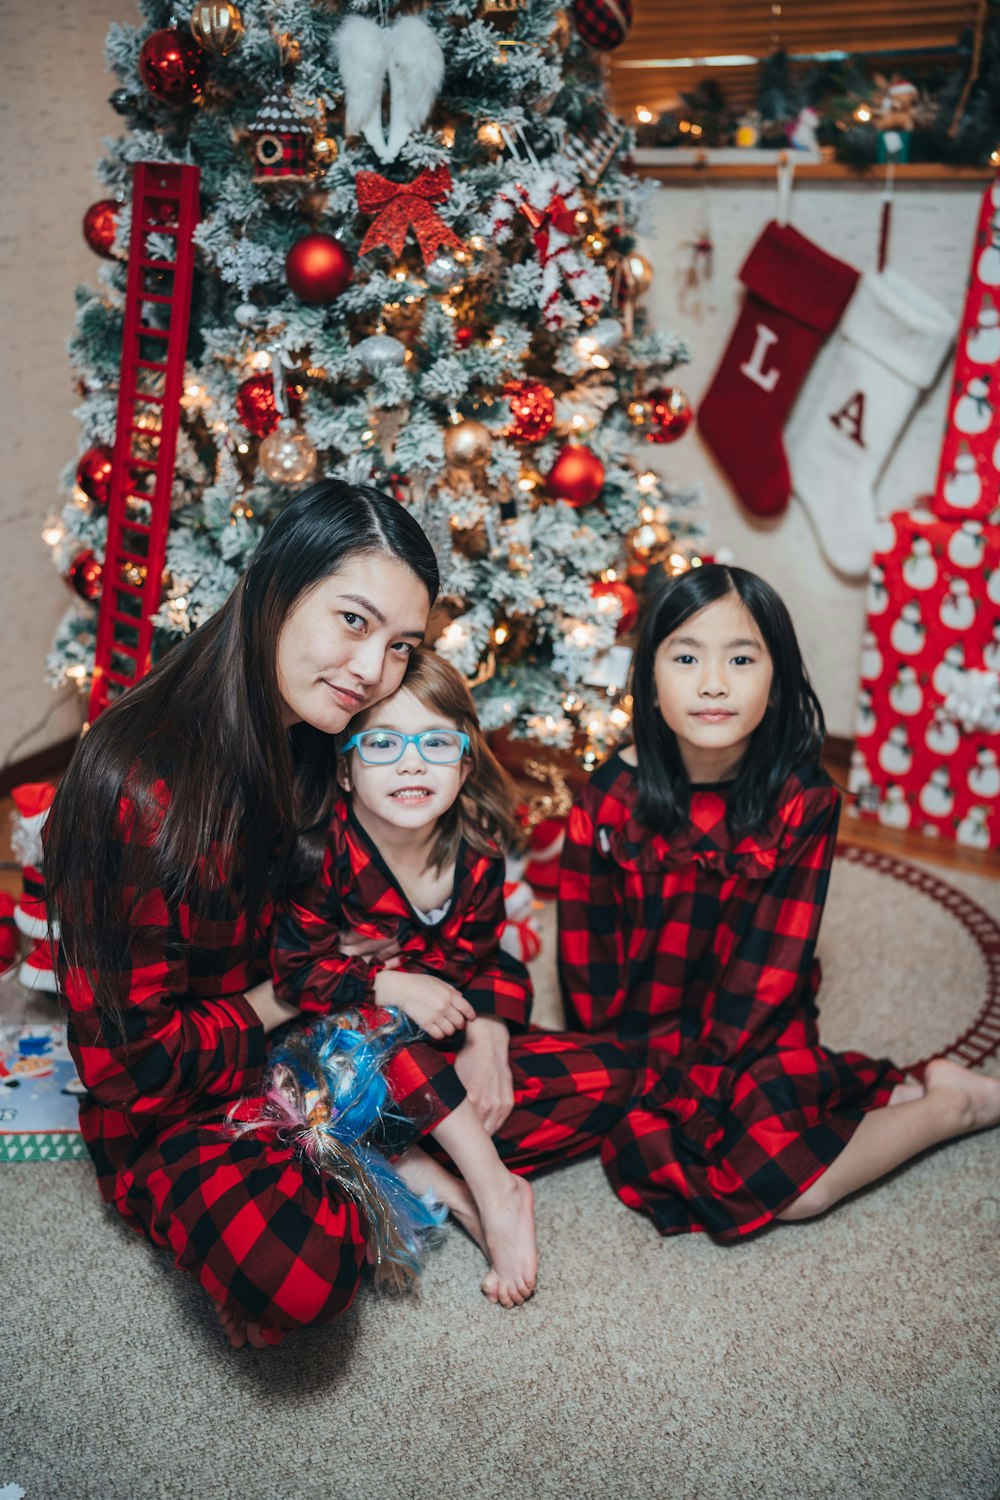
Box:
[697,221,859,516]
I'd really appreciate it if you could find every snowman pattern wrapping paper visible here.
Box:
[933,176,1000,523]
[851,510,1000,850]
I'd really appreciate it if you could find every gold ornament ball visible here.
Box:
[627,396,650,428]
[444,418,492,469]
[190,1,244,56]
[628,519,671,560]
[625,251,654,296]
[311,136,339,168]
[259,421,318,484]
[477,121,505,148]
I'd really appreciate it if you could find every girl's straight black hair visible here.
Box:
[45,479,440,1026]
[632,563,825,838]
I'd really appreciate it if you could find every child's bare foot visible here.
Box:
[476,1173,536,1309]
[481,1268,501,1303]
[396,1148,490,1262]
[924,1058,1000,1134]
[213,1299,286,1349]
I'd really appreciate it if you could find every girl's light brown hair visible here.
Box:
[344,646,523,873]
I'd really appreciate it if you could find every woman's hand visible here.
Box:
[245,978,300,1035]
[453,1015,515,1136]
[374,970,475,1040]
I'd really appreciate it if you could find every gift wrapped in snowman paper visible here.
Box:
[849,508,1000,851]
[930,175,1000,525]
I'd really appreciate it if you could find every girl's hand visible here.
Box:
[374,970,475,1040]
[245,978,300,1035]
[453,1015,515,1135]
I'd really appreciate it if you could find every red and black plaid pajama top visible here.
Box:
[270,797,639,1176]
[558,753,903,1240]
[62,778,369,1340]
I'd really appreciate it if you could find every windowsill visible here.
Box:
[630,146,995,182]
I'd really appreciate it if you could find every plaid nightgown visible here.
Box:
[558,753,903,1239]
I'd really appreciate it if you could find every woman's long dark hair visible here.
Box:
[632,563,825,838]
[46,480,439,1022]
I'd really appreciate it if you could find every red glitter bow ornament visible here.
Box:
[490,166,609,329]
[356,165,464,266]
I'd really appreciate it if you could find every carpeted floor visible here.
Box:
[3,844,999,1500]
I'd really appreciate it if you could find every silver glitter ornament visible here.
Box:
[424,254,463,292]
[357,334,407,374]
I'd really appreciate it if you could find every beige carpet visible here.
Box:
[3,845,999,1500]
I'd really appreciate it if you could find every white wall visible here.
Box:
[639,176,983,737]
[0,0,133,768]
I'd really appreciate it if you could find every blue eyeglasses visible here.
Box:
[342,728,470,766]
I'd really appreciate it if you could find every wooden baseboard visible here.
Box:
[0,734,78,797]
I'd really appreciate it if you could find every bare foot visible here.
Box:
[396,1148,490,1261]
[924,1058,1000,1134]
[476,1173,537,1310]
[481,1268,501,1303]
[213,1299,286,1349]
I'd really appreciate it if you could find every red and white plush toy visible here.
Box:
[499,876,543,965]
[523,816,566,897]
[0,892,16,976]
[10,782,59,993]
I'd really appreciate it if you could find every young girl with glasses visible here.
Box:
[271,648,543,1307]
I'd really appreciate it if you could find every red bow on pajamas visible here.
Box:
[356,166,464,265]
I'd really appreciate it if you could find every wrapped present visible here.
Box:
[931,174,1000,524]
[849,508,1000,851]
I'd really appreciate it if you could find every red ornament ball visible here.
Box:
[571,0,633,52]
[285,234,353,303]
[139,28,207,105]
[76,445,115,507]
[505,380,555,444]
[546,443,605,507]
[235,373,302,438]
[591,579,639,636]
[644,387,693,444]
[83,200,120,259]
[455,325,474,350]
[67,549,103,602]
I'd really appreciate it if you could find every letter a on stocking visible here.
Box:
[698,222,859,516]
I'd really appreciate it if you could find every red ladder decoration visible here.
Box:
[87,162,201,723]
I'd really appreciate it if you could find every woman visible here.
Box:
[48,480,637,1348]
[46,481,437,1347]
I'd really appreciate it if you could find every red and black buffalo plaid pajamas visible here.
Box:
[270,798,639,1175]
[558,754,903,1240]
[63,781,368,1341]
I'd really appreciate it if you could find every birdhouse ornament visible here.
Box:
[250,84,313,182]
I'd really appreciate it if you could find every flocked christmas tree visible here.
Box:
[46,0,703,765]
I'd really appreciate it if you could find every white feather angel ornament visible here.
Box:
[335,14,445,165]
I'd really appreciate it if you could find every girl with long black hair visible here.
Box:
[559,563,1000,1240]
[45,480,442,1347]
